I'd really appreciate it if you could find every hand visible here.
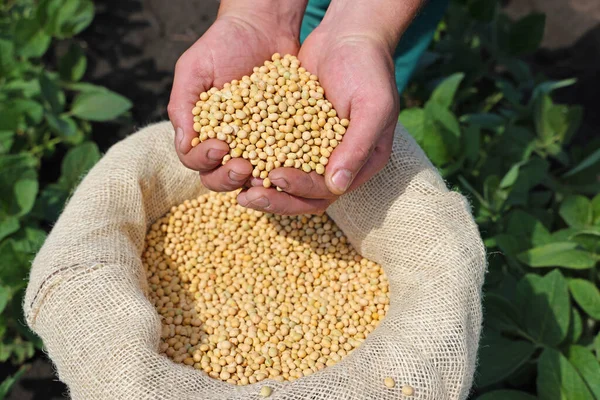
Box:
[237,26,400,215]
[168,2,303,192]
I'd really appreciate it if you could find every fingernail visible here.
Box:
[248,196,269,209]
[176,127,184,152]
[207,148,228,161]
[331,169,352,194]
[237,192,248,206]
[228,170,246,182]
[270,177,289,190]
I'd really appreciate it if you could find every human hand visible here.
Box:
[168,1,304,192]
[237,25,400,215]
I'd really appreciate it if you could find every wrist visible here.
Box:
[218,0,308,42]
[319,0,424,53]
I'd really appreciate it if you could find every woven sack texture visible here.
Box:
[24,121,486,400]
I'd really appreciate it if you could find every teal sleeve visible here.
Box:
[300,0,448,94]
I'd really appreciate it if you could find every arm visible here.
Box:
[238,0,426,214]
[321,0,426,53]
[218,0,308,38]
[169,0,307,191]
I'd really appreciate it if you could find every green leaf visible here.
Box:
[476,331,536,387]
[399,108,425,142]
[516,270,570,346]
[19,227,47,255]
[495,234,520,260]
[560,195,592,229]
[40,73,64,113]
[551,228,583,242]
[40,0,95,38]
[463,125,480,163]
[497,80,523,106]
[0,239,29,287]
[564,148,600,178]
[593,194,600,226]
[10,99,44,125]
[0,39,16,77]
[421,120,455,166]
[594,333,600,362]
[537,348,594,400]
[564,307,582,344]
[534,95,554,145]
[0,154,38,217]
[430,73,464,108]
[14,17,52,58]
[518,242,596,270]
[0,106,20,132]
[3,79,41,99]
[549,228,600,254]
[32,184,68,223]
[483,293,520,333]
[0,285,11,314]
[60,142,101,189]
[534,79,578,98]
[0,131,15,154]
[63,82,112,93]
[500,162,523,189]
[0,217,20,242]
[506,157,548,207]
[419,102,462,166]
[59,43,87,82]
[569,279,600,320]
[506,210,552,249]
[509,13,545,55]
[70,90,132,121]
[534,95,582,147]
[531,80,579,116]
[477,390,537,400]
[566,345,600,398]
[45,113,80,143]
[483,175,507,212]
[0,364,29,399]
[461,113,505,131]
[426,101,461,137]
[13,179,38,217]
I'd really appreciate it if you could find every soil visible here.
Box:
[80,0,219,151]
[5,0,599,398]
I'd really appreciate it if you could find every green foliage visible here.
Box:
[0,365,29,399]
[403,1,599,398]
[0,0,129,395]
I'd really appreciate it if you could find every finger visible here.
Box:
[176,139,230,172]
[347,131,394,192]
[199,158,253,192]
[248,177,264,187]
[325,88,398,196]
[237,188,333,216]
[167,49,213,157]
[268,168,336,199]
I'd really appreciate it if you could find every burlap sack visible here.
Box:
[24,121,486,400]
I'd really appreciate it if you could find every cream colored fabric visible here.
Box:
[24,121,486,400]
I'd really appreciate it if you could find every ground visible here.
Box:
[6,0,600,398]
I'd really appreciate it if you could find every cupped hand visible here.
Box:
[237,27,400,215]
[168,9,300,191]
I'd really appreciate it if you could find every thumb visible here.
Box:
[167,47,213,156]
[325,99,394,195]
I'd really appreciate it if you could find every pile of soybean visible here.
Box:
[190,53,349,187]
[143,191,390,385]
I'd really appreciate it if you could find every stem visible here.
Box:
[515,328,540,346]
[30,137,62,158]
